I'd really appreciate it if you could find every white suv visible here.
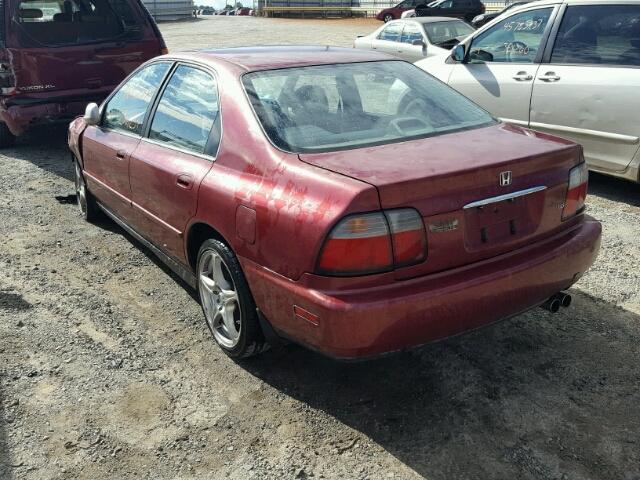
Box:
[416,0,640,183]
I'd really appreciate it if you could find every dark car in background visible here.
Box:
[0,0,167,147]
[415,0,484,22]
[377,0,421,22]
[471,1,530,27]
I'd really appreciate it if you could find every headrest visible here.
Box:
[19,8,44,19]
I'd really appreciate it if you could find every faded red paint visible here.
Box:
[70,47,602,359]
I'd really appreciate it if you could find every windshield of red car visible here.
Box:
[242,61,494,153]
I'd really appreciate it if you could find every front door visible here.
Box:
[129,64,221,262]
[372,22,404,57]
[82,61,172,219]
[397,22,427,62]
[447,6,555,125]
[530,4,640,173]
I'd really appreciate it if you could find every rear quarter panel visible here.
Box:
[187,64,380,281]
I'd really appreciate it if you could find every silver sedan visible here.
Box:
[353,17,475,63]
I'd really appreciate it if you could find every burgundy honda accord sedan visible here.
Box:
[68,46,601,360]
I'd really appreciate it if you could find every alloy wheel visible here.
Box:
[198,250,242,348]
[75,162,87,216]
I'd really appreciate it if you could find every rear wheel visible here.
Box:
[74,158,101,222]
[0,123,16,148]
[197,239,268,358]
[384,13,394,22]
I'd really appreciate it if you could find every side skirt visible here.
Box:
[96,201,197,289]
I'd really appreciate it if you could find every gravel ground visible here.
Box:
[1,16,640,480]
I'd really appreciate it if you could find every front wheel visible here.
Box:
[74,158,101,222]
[197,239,269,358]
[383,13,394,22]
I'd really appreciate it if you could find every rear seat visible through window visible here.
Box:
[16,0,143,46]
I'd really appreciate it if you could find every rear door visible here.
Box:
[128,64,220,261]
[447,5,557,125]
[530,4,640,173]
[7,0,161,97]
[82,61,171,220]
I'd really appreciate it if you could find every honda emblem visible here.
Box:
[499,171,512,187]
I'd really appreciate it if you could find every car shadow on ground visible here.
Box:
[588,172,640,207]
[242,291,640,479]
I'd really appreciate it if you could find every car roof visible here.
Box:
[169,46,395,73]
[405,16,469,23]
[508,0,639,9]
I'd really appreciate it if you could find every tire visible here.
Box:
[196,239,269,359]
[74,157,101,222]
[0,123,16,148]
[384,13,393,22]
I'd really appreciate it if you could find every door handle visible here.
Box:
[115,150,127,159]
[512,71,533,81]
[176,173,193,190]
[538,72,561,82]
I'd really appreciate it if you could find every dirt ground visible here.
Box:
[1,16,640,480]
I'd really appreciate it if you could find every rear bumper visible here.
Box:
[0,89,112,136]
[242,216,601,360]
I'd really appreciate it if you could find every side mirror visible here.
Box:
[84,103,100,126]
[412,39,426,49]
[452,44,466,62]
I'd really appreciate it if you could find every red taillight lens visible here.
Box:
[318,212,393,275]
[562,162,588,220]
[386,209,427,266]
[317,209,427,276]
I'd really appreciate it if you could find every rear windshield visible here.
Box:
[15,0,144,46]
[424,20,474,46]
[243,61,494,154]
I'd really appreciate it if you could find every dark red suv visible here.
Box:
[0,0,167,147]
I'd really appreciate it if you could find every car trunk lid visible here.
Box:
[299,123,582,279]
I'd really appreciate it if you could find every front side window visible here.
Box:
[378,23,403,42]
[424,20,475,46]
[102,62,171,135]
[243,61,494,153]
[15,0,144,47]
[149,65,220,155]
[401,23,423,44]
[551,5,640,66]
[469,7,553,63]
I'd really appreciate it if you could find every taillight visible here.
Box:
[160,47,169,55]
[385,209,427,266]
[317,209,427,276]
[562,162,588,220]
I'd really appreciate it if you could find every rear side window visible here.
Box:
[149,65,220,155]
[551,5,640,66]
[15,0,145,47]
[103,62,170,135]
